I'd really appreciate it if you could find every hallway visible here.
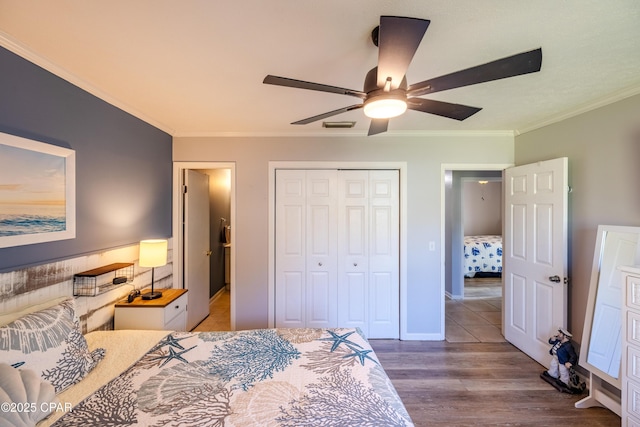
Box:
[192,289,231,332]
[446,276,504,343]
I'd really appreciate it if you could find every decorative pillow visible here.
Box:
[0,296,69,327]
[0,363,58,426]
[0,298,105,393]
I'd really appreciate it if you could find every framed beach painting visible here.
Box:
[0,132,75,248]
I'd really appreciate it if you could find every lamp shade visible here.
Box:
[139,239,168,268]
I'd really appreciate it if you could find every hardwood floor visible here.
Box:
[192,288,231,331]
[370,339,620,426]
[194,288,620,425]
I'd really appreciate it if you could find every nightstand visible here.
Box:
[114,288,188,331]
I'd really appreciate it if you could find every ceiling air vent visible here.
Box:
[322,121,356,129]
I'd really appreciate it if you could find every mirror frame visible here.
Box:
[578,224,640,389]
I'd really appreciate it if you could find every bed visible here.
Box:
[463,235,503,277]
[0,298,413,427]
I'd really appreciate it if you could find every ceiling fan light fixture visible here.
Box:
[363,96,407,119]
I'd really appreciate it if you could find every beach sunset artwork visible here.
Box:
[0,133,75,248]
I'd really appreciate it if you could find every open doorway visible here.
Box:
[460,175,503,299]
[173,162,236,331]
[442,164,509,342]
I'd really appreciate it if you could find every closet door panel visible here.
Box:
[338,171,369,334]
[371,272,393,322]
[368,170,400,338]
[343,272,367,327]
[275,170,306,328]
[276,168,399,337]
[307,272,332,327]
[306,170,338,328]
[282,272,304,325]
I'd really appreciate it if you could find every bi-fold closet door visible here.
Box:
[275,168,399,338]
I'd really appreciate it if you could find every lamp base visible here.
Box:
[142,291,163,300]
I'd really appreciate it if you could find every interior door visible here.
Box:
[504,157,568,366]
[306,170,338,328]
[366,170,400,338]
[338,170,370,333]
[338,170,399,338]
[275,168,399,337]
[275,169,307,328]
[184,169,211,331]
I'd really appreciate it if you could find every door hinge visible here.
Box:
[183,185,188,194]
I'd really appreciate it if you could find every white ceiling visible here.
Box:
[1,1,639,137]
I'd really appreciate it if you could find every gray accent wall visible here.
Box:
[515,92,640,345]
[0,46,172,272]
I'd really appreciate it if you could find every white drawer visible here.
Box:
[629,311,640,348]
[629,275,640,311]
[629,381,640,421]
[629,346,640,382]
[164,293,187,325]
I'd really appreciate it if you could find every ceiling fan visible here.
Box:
[263,16,542,135]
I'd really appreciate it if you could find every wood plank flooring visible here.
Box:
[194,289,620,426]
[370,339,620,426]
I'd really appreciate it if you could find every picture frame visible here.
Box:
[0,132,76,248]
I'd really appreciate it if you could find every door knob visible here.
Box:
[549,275,561,283]
[353,263,358,267]
[206,250,212,256]
[318,262,323,266]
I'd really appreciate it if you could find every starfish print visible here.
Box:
[343,348,377,366]
[151,345,196,367]
[318,330,363,352]
[157,333,191,350]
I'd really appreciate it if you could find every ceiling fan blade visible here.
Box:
[377,16,430,90]
[368,119,389,136]
[408,98,482,121]
[407,48,542,97]
[291,104,363,125]
[264,75,366,99]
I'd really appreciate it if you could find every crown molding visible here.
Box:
[172,129,517,138]
[0,30,175,135]
[516,84,640,135]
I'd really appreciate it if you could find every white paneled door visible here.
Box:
[184,169,211,331]
[275,169,399,338]
[504,157,568,367]
[304,170,338,328]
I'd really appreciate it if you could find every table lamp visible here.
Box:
[139,239,167,300]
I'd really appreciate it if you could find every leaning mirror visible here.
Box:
[578,225,640,391]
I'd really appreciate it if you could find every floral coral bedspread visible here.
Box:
[52,328,413,427]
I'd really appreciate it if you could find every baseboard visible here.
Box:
[209,287,227,304]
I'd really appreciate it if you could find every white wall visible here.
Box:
[463,180,502,235]
[515,93,640,345]
[174,134,514,338]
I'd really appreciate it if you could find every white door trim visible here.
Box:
[268,161,408,338]
[440,163,513,339]
[173,161,236,331]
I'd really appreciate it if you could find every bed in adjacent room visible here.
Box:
[0,298,413,427]
[463,235,503,277]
